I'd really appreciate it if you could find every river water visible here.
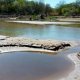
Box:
[0,21,80,40]
[0,52,74,80]
[0,21,80,80]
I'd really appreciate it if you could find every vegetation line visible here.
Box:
[0,0,80,20]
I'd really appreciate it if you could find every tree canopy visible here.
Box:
[0,0,53,16]
[0,0,80,17]
[56,0,80,16]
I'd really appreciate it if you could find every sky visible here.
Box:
[44,0,76,7]
[29,0,76,7]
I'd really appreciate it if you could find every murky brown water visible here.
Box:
[0,52,74,80]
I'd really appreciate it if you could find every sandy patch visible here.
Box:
[59,53,80,80]
[7,21,74,25]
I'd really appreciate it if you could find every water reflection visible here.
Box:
[0,21,80,40]
[0,52,74,80]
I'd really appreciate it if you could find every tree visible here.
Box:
[0,0,53,16]
[45,4,53,16]
[56,0,80,16]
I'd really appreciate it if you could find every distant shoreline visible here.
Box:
[7,20,76,25]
